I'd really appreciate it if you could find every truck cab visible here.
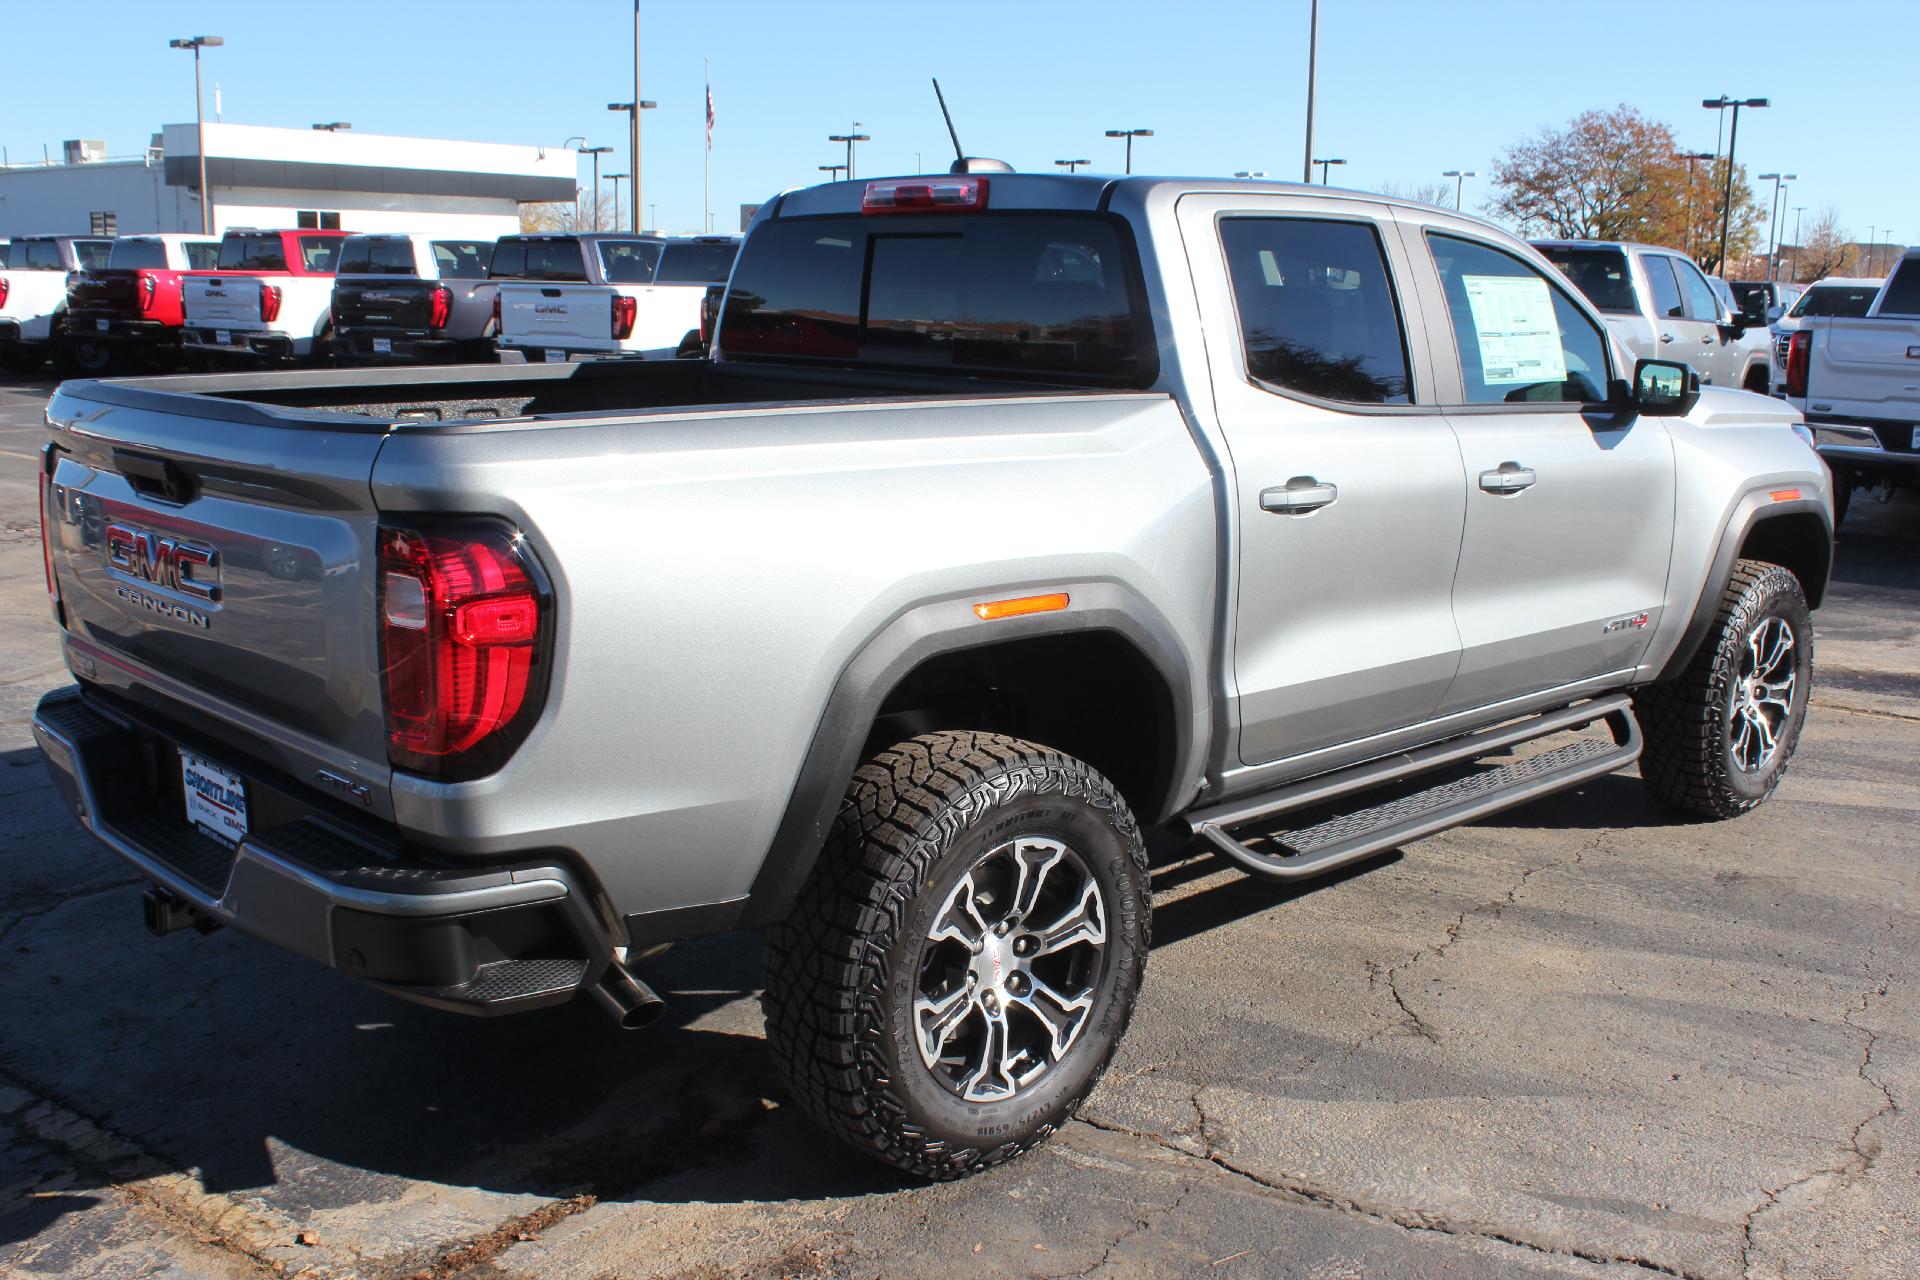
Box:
[1535,239,1773,393]
[64,234,221,374]
[0,235,113,372]
[491,233,737,362]
[330,233,498,365]
[180,228,351,365]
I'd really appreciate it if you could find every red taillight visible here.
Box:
[1786,330,1810,398]
[138,272,158,315]
[862,176,989,214]
[611,293,637,341]
[39,470,61,620]
[490,291,501,332]
[428,284,452,331]
[0,279,9,309]
[378,524,548,777]
[259,283,283,323]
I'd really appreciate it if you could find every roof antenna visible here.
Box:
[933,77,1012,175]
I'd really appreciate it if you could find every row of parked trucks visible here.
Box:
[0,227,740,375]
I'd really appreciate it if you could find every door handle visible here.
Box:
[1659,332,1676,343]
[1479,462,1537,494]
[1260,477,1338,514]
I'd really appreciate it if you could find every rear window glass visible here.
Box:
[597,240,662,284]
[721,214,1152,385]
[74,241,111,270]
[431,240,493,279]
[1789,286,1876,318]
[107,240,168,270]
[656,241,737,284]
[14,241,65,270]
[1877,260,1920,316]
[184,243,220,270]
[219,234,288,272]
[337,238,418,276]
[1538,246,1638,314]
[488,239,588,281]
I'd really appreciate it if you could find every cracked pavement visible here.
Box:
[1,377,1916,1278]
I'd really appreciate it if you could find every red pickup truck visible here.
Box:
[180,229,352,366]
[65,234,221,374]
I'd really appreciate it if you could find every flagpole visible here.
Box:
[703,57,712,233]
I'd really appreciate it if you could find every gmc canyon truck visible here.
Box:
[34,173,1832,1181]
[1785,248,1920,520]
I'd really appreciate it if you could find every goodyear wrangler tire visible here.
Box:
[1635,560,1813,819]
[761,731,1150,1180]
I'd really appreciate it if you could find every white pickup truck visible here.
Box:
[1787,249,1920,520]
[492,233,737,362]
[180,229,351,366]
[0,235,112,372]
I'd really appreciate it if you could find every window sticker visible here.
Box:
[1462,274,1566,386]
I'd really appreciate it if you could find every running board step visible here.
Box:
[1190,697,1640,882]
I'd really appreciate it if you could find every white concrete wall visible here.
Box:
[212,190,522,238]
[161,122,574,185]
[0,162,199,237]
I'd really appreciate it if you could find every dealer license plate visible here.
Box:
[372,337,392,355]
[544,349,567,363]
[215,329,232,347]
[180,749,248,848]
[1911,427,1920,450]
[95,319,109,332]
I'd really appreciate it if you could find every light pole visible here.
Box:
[1866,225,1877,276]
[1758,172,1795,281]
[581,145,613,231]
[1104,129,1153,175]
[648,202,658,232]
[828,125,869,180]
[607,173,628,232]
[1703,96,1767,274]
[1442,169,1477,210]
[1056,159,1091,173]
[1789,205,1805,282]
[1301,0,1319,183]
[169,35,224,235]
[1681,151,1713,258]
[608,99,657,232]
[818,163,846,181]
[1312,157,1345,185]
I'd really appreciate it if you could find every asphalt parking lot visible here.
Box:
[0,374,1914,1280]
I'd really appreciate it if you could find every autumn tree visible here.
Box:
[519,193,617,234]
[1488,105,1764,272]
[1793,206,1859,282]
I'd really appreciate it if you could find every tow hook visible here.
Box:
[142,887,220,938]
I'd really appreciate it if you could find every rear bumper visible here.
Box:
[31,685,612,1016]
[67,315,174,343]
[335,327,471,363]
[1811,419,1920,479]
[180,327,301,360]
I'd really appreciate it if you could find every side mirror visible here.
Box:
[1631,358,1699,416]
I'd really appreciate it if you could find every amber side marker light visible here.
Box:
[973,592,1070,621]
[1769,488,1803,503]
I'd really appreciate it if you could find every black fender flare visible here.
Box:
[725,580,1205,933]
[1655,491,1832,683]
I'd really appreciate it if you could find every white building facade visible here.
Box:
[0,123,576,239]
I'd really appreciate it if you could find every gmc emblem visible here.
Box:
[105,524,221,602]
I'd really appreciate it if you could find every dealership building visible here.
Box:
[0,122,577,239]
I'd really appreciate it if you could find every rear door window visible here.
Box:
[430,240,493,279]
[107,240,168,270]
[184,243,220,270]
[597,240,662,284]
[1219,216,1413,404]
[1641,255,1686,320]
[299,236,342,273]
[1538,246,1638,314]
[1672,258,1723,323]
[656,241,737,284]
[1427,232,1611,404]
[73,241,112,270]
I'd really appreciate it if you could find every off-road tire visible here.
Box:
[1635,560,1812,818]
[63,335,116,377]
[762,731,1150,1180]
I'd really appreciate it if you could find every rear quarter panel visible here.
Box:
[368,392,1217,918]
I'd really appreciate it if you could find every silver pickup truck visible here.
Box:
[33,173,1832,1181]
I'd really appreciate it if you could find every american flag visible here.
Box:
[705,82,715,151]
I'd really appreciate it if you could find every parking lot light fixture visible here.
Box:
[827,125,870,180]
[1313,157,1345,185]
[609,100,657,232]
[819,163,846,181]
[1703,96,1767,273]
[1441,169,1477,210]
[1233,170,1269,179]
[311,122,351,132]
[581,145,614,231]
[1056,159,1091,173]
[1104,129,1153,175]
[607,173,628,231]
[169,35,224,235]
[1758,172,1796,281]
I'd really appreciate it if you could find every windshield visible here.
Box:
[656,241,738,284]
[430,240,493,279]
[721,212,1153,385]
[1537,246,1637,314]
[1789,285,1878,318]
[219,234,288,272]
[107,240,169,270]
[597,240,663,284]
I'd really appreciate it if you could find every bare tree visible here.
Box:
[1373,180,1457,208]
[1793,207,1859,282]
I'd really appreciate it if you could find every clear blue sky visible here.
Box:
[5,0,1913,247]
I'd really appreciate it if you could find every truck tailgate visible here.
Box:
[184,275,266,327]
[498,283,612,348]
[1811,316,1920,428]
[334,278,437,330]
[43,388,390,767]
